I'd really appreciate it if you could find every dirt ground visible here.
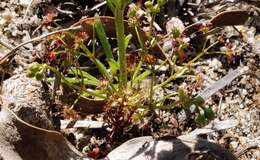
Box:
[0,0,259,159]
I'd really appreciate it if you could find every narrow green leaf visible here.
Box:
[45,65,106,99]
[132,60,143,82]
[106,0,116,12]
[80,43,93,58]
[133,70,151,84]
[82,89,107,99]
[204,107,215,120]
[95,15,114,60]
[68,69,99,83]
[47,78,55,83]
[193,96,205,107]
[124,34,132,50]
[134,27,144,48]
[108,59,119,75]
[80,43,112,81]
[160,103,177,110]
[95,59,113,81]
[195,114,207,127]
[65,77,99,86]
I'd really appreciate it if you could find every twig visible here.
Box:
[0,26,82,66]
[0,39,14,50]
[23,0,34,20]
[0,39,14,91]
[89,1,107,12]
[156,43,174,67]
[235,144,258,158]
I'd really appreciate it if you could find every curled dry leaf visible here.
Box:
[0,106,86,160]
[183,10,250,35]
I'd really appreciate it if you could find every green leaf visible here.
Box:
[116,0,123,8]
[193,96,205,107]
[124,34,132,50]
[29,62,42,72]
[26,62,42,77]
[144,1,153,9]
[132,112,143,122]
[157,0,167,6]
[80,43,93,58]
[65,77,99,86]
[68,69,99,83]
[80,43,112,82]
[204,107,215,120]
[108,59,119,75]
[106,0,116,11]
[26,62,46,80]
[195,114,207,127]
[160,102,178,110]
[35,70,44,81]
[82,89,106,99]
[26,70,34,77]
[178,88,192,108]
[131,59,143,83]
[124,0,132,4]
[61,59,72,68]
[132,70,151,84]
[95,59,113,81]
[95,15,114,60]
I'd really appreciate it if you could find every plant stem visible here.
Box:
[154,41,219,90]
[149,14,155,37]
[131,27,145,85]
[135,26,144,48]
[115,8,127,92]
[149,65,155,107]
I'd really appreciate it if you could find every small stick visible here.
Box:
[235,144,258,158]
[23,0,34,20]
[88,1,107,12]
[0,39,14,50]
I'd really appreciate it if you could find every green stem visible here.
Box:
[115,8,127,92]
[149,14,155,37]
[135,26,144,49]
[132,60,143,84]
[149,65,155,107]
[154,41,219,90]
[131,26,145,85]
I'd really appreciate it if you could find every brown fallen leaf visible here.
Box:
[0,105,87,160]
[183,10,250,35]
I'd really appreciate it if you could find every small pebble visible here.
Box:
[230,141,239,149]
